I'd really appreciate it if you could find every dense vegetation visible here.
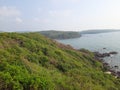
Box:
[0,32,120,90]
[40,30,81,39]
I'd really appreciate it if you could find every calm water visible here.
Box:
[58,32,120,71]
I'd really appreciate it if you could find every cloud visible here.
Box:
[33,17,50,24]
[0,6,21,17]
[37,8,42,13]
[16,17,23,23]
[34,17,40,22]
[49,10,72,17]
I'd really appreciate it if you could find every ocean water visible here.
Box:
[58,32,120,71]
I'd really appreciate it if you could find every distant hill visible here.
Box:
[0,32,120,90]
[39,30,81,39]
[80,29,120,34]
[39,30,120,39]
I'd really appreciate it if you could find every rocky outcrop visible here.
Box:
[94,51,118,58]
[94,51,120,78]
[109,51,118,54]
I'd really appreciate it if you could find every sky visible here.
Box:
[0,0,120,31]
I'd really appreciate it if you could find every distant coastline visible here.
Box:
[39,29,120,40]
[80,29,120,34]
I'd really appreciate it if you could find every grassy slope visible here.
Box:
[0,32,120,90]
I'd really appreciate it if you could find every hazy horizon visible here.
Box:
[1,0,120,32]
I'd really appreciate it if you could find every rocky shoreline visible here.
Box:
[94,51,118,58]
[94,51,120,78]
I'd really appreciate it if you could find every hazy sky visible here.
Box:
[0,0,120,31]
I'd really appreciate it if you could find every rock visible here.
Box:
[105,71,111,74]
[103,63,109,66]
[94,51,118,58]
[94,52,110,58]
[114,71,120,78]
[114,65,119,69]
[117,71,120,76]
[109,70,116,76]
[93,51,119,78]
[109,51,118,54]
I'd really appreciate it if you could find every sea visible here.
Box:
[58,31,120,71]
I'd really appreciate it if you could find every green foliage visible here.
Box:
[39,56,49,66]
[0,32,120,90]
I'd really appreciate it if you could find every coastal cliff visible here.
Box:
[0,33,120,90]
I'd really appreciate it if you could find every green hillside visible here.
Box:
[0,33,120,90]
